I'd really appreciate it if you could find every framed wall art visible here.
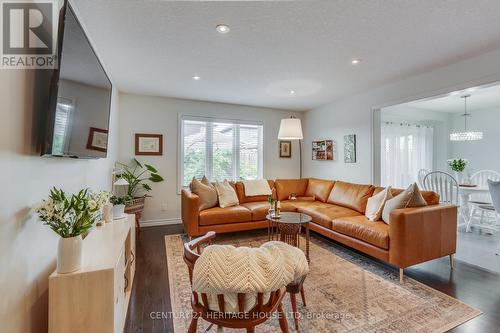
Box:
[135,133,163,156]
[344,134,357,163]
[312,140,334,160]
[279,140,292,158]
[86,127,108,152]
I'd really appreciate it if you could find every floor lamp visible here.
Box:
[278,117,304,178]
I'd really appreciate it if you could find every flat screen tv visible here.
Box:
[42,2,112,158]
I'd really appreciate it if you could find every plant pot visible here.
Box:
[125,196,146,218]
[112,204,126,219]
[57,235,83,274]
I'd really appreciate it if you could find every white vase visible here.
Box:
[57,235,83,274]
[112,204,125,219]
[103,203,113,223]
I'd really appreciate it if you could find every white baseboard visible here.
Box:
[139,218,182,227]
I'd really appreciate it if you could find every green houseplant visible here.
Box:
[448,158,468,184]
[34,188,110,273]
[115,159,164,223]
[110,195,128,219]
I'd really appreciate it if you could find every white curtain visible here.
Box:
[381,122,434,188]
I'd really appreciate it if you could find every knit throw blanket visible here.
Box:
[193,241,309,296]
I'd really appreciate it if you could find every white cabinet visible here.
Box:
[49,215,136,333]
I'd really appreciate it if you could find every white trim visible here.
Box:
[139,218,182,227]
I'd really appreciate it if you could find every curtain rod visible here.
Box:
[384,121,434,128]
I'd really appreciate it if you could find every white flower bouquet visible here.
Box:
[34,188,111,238]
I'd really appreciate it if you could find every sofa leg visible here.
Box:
[399,268,404,283]
[449,254,455,269]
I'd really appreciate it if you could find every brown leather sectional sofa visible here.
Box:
[181,178,457,281]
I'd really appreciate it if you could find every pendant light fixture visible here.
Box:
[450,94,483,141]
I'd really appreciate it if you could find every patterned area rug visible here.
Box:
[165,231,480,332]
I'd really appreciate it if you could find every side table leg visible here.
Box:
[306,223,310,262]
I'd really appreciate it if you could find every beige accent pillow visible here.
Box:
[365,187,393,221]
[190,177,218,211]
[382,183,427,224]
[215,180,240,208]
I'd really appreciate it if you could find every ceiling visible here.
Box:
[407,83,500,113]
[71,0,500,111]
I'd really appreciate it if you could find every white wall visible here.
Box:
[0,2,118,331]
[381,105,453,171]
[450,106,500,173]
[0,68,119,332]
[118,93,302,223]
[303,47,500,184]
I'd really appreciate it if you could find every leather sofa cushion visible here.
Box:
[235,180,275,203]
[199,206,252,226]
[280,200,299,212]
[373,187,440,205]
[332,216,389,250]
[275,179,308,201]
[328,181,375,213]
[298,204,361,229]
[241,201,270,221]
[305,178,335,202]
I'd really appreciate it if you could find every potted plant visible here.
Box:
[115,159,164,222]
[110,195,128,219]
[448,158,468,184]
[34,188,110,273]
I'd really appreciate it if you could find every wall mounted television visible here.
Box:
[42,2,112,158]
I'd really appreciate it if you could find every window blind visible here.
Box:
[180,116,264,187]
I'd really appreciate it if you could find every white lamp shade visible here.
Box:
[278,118,303,140]
[114,178,129,186]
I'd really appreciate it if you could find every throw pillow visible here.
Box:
[190,177,218,211]
[381,183,427,224]
[215,180,240,208]
[406,182,428,207]
[365,187,393,221]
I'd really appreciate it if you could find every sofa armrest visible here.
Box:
[388,204,457,268]
[181,188,200,237]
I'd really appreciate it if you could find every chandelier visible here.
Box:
[450,94,483,141]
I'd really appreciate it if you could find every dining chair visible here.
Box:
[422,171,459,205]
[417,169,430,188]
[486,180,500,254]
[466,170,500,231]
[469,170,500,204]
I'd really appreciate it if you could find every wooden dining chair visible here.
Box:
[469,170,500,204]
[417,168,430,189]
[466,170,500,231]
[422,171,459,205]
[183,231,290,333]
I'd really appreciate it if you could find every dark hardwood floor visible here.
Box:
[125,225,500,333]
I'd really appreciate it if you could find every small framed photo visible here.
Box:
[135,133,163,156]
[86,127,108,152]
[279,140,292,158]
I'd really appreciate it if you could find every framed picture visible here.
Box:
[312,140,334,160]
[86,127,108,152]
[135,133,163,156]
[279,140,292,158]
[344,134,357,163]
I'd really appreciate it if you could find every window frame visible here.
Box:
[178,114,265,192]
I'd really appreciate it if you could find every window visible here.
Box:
[52,97,74,155]
[381,122,434,187]
[180,116,263,187]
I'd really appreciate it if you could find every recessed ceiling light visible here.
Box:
[289,90,296,95]
[192,75,201,80]
[351,59,361,65]
[216,24,230,34]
